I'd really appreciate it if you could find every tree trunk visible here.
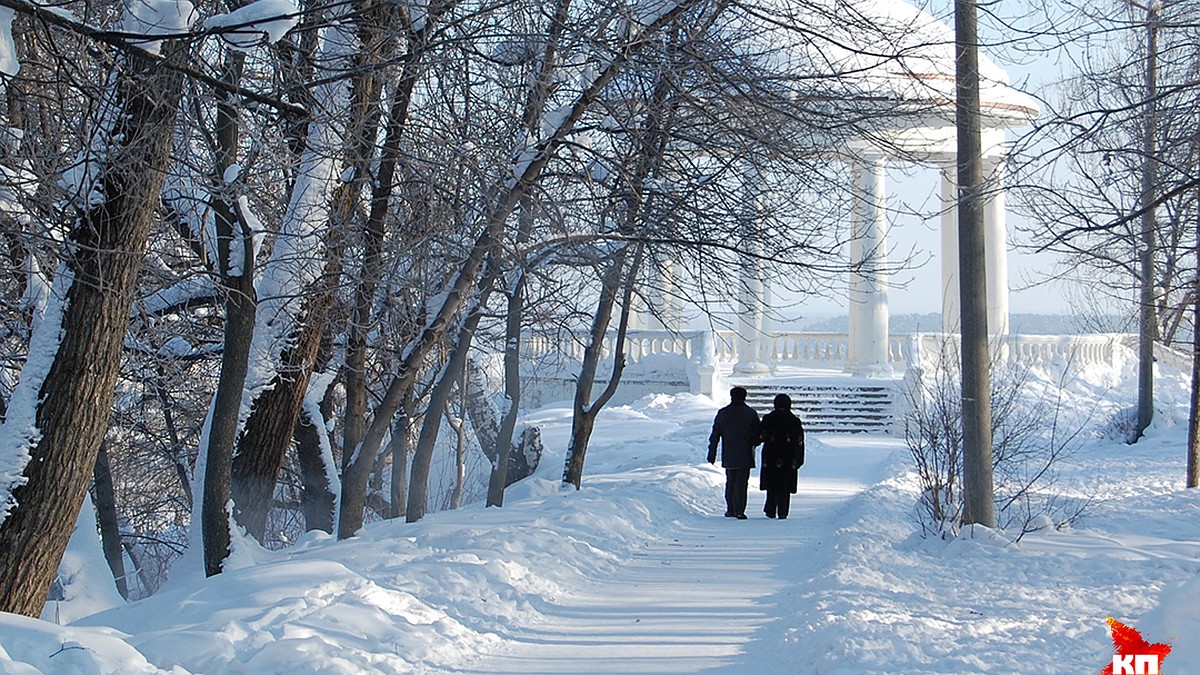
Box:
[92,440,128,599]
[408,305,486,522]
[0,47,185,617]
[231,301,328,541]
[200,49,256,577]
[295,392,337,535]
[335,0,401,461]
[202,282,255,577]
[388,397,413,519]
[955,0,996,528]
[561,245,641,488]
[338,27,432,534]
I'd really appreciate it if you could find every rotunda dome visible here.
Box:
[731,0,1038,130]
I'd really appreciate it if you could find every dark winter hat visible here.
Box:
[773,393,792,410]
[730,386,748,402]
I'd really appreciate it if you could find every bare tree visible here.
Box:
[1012,0,1200,446]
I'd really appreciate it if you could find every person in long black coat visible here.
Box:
[759,393,805,519]
[707,386,761,519]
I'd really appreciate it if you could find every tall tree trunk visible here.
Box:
[202,277,255,577]
[229,6,353,541]
[335,1,396,461]
[338,22,433,536]
[200,49,257,578]
[955,0,996,528]
[0,47,186,617]
[92,440,128,599]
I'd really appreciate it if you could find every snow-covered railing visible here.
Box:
[1151,340,1194,374]
[710,331,910,366]
[523,329,705,365]
[521,330,1143,404]
[906,333,1131,372]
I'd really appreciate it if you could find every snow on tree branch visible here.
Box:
[203,0,299,51]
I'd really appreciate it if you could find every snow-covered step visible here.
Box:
[736,382,898,434]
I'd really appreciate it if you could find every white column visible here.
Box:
[848,154,892,377]
[984,157,1010,336]
[734,168,769,375]
[940,165,960,334]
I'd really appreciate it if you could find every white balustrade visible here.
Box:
[522,329,1137,380]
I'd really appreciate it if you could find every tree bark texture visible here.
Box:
[955,0,996,528]
[231,297,329,541]
[295,399,336,534]
[0,49,185,616]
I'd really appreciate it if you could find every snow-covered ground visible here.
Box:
[2,372,1199,673]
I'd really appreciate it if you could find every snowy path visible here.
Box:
[468,437,899,674]
[10,389,1200,674]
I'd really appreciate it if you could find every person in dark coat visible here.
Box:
[707,386,761,519]
[759,393,805,519]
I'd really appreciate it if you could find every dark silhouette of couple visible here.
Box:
[707,386,806,519]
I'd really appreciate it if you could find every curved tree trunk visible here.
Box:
[0,47,186,616]
[561,244,641,488]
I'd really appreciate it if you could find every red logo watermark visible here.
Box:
[1102,617,1172,675]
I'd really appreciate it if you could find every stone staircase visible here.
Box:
[738,381,898,434]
